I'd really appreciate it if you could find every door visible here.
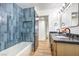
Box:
[39,20,46,41]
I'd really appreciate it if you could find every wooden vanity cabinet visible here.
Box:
[56,43,79,56]
[49,34,79,56]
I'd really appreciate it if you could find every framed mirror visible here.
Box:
[61,3,79,27]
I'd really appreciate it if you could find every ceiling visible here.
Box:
[17,3,63,11]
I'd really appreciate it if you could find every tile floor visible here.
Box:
[33,39,52,56]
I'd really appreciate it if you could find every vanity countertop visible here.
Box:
[50,33,79,44]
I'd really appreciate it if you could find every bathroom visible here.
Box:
[0,1,79,57]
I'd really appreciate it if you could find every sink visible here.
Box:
[56,36,68,39]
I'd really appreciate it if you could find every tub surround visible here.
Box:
[0,3,36,53]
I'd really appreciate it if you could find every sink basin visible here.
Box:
[56,36,68,39]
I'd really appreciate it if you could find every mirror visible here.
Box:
[61,3,79,27]
[71,12,78,26]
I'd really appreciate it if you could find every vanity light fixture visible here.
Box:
[60,3,71,13]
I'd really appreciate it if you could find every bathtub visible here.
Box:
[0,42,33,56]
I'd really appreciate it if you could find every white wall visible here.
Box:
[38,9,61,32]
[49,12,61,32]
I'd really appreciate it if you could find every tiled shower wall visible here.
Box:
[0,3,35,51]
[23,8,35,42]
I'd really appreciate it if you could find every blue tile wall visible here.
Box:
[0,3,34,51]
[0,3,35,51]
[23,7,35,46]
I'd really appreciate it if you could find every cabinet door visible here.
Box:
[57,43,75,56]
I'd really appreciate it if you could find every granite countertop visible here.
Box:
[50,33,79,44]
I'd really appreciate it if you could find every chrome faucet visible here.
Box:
[64,28,71,34]
[64,28,71,39]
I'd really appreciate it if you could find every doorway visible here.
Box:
[33,16,52,56]
[39,20,46,41]
[38,16,48,41]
